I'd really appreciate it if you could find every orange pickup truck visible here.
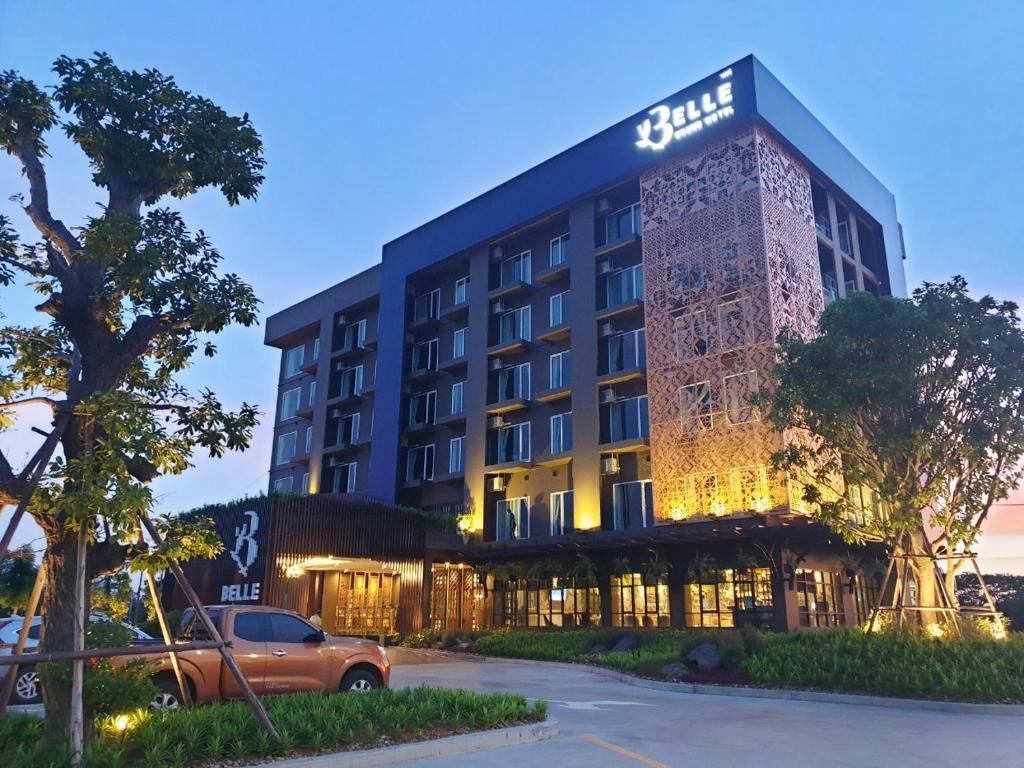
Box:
[137,605,390,709]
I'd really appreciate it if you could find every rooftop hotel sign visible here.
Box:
[635,68,735,151]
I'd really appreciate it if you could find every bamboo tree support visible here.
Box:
[144,569,192,707]
[70,525,88,765]
[137,514,280,741]
[0,562,46,715]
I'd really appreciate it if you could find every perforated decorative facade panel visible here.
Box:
[640,127,823,523]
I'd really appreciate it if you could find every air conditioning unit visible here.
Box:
[598,259,613,275]
[599,320,615,337]
[491,300,505,315]
[488,476,507,492]
[492,244,505,260]
[488,415,508,429]
[601,456,620,475]
[489,357,504,371]
[597,197,610,213]
[600,386,617,403]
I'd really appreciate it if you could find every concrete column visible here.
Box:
[567,201,602,531]
[463,247,492,534]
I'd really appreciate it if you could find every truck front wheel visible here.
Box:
[151,677,188,710]
[340,668,380,693]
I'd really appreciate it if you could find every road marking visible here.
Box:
[581,734,668,768]
[545,698,657,711]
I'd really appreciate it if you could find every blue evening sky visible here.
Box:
[2,1,1023,570]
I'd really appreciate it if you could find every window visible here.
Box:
[550,233,570,267]
[549,350,571,389]
[601,395,649,443]
[406,444,435,482]
[274,476,294,493]
[685,568,774,628]
[336,364,364,398]
[279,388,300,421]
[413,289,441,322]
[453,327,467,358]
[412,339,439,372]
[269,612,317,643]
[604,328,645,373]
[409,390,436,426]
[302,472,310,494]
[499,306,531,343]
[497,422,531,463]
[496,497,529,541]
[604,263,644,307]
[498,362,531,401]
[550,490,573,535]
[451,381,465,414]
[720,242,741,293]
[500,250,531,285]
[343,319,367,351]
[598,202,641,247]
[795,570,846,628]
[312,338,320,361]
[327,460,357,493]
[612,479,653,529]
[331,412,360,446]
[234,612,269,642]
[276,432,297,465]
[284,346,304,378]
[304,426,313,454]
[550,412,573,454]
[308,380,317,407]
[679,381,713,433]
[724,371,758,425]
[549,291,568,327]
[612,573,670,628]
[718,298,750,351]
[449,436,465,474]
[668,255,705,294]
[454,276,469,305]
[676,310,713,360]
[490,574,600,628]
[854,573,880,624]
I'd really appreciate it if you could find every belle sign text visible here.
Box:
[635,68,735,151]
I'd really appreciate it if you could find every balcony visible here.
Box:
[596,298,643,322]
[432,470,465,484]
[597,366,645,388]
[439,355,468,374]
[599,436,650,453]
[535,261,570,284]
[326,389,363,407]
[407,365,440,383]
[435,411,467,427]
[534,450,572,468]
[405,418,436,436]
[534,386,571,404]
[536,323,570,343]
[323,436,366,455]
[484,458,532,474]
[594,232,640,259]
[331,343,366,363]
[441,301,470,323]
[486,397,529,416]
[488,279,530,301]
[301,359,319,374]
[487,337,530,357]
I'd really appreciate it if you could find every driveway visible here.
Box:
[389,648,1023,768]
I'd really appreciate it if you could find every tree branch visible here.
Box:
[11,130,80,264]
[0,396,60,410]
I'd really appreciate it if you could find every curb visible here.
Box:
[261,720,558,767]
[450,654,1024,716]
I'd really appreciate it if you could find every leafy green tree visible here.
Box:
[0,53,263,742]
[761,279,1024,621]
[0,544,38,614]
[90,570,133,621]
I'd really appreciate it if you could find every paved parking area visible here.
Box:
[389,649,1024,768]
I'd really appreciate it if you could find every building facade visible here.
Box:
[262,56,904,633]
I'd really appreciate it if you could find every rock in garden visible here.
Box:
[685,642,722,670]
[588,644,607,655]
[610,636,634,654]
[661,661,688,681]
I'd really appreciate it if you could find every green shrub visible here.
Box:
[744,629,1024,703]
[0,687,547,768]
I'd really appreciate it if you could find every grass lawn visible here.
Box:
[474,627,1024,703]
[0,686,547,768]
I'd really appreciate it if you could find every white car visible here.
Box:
[0,615,152,704]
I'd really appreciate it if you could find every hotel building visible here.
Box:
[261,55,906,634]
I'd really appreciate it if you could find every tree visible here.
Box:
[760,279,1024,624]
[0,53,263,742]
[90,570,132,621]
[0,544,38,614]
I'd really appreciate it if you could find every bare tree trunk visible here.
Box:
[908,529,940,628]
